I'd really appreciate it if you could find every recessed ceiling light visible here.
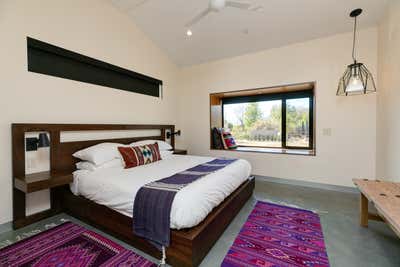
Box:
[186,30,193,36]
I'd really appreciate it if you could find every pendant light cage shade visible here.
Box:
[337,62,377,96]
[337,8,377,96]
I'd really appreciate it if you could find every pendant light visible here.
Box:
[337,9,376,96]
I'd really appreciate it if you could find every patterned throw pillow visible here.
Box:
[118,143,162,169]
[221,129,238,150]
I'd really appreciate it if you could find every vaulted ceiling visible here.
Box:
[111,0,387,66]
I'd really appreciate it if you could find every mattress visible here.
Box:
[71,155,251,229]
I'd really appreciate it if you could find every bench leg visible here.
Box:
[360,193,369,227]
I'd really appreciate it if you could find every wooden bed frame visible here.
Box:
[12,124,255,267]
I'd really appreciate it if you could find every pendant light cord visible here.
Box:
[352,16,357,63]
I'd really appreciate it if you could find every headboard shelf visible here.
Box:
[12,123,175,175]
[12,123,174,131]
[11,123,175,229]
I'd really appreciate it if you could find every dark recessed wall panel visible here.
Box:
[27,37,162,97]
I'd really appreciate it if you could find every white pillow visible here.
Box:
[131,140,172,151]
[160,150,174,160]
[73,142,123,165]
[76,158,124,171]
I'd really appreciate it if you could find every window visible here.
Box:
[223,100,282,148]
[27,37,163,98]
[221,88,314,151]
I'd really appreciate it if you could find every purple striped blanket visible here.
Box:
[133,158,237,250]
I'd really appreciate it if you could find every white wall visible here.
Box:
[377,0,400,181]
[0,0,180,224]
[179,28,378,188]
[0,1,381,225]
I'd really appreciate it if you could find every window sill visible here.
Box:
[211,146,315,156]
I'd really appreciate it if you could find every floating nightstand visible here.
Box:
[173,149,187,155]
[13,171,73,229]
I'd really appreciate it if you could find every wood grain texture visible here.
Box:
[14,171,73,193]
[173,149,187,155]
[12,123,253,267]
[360,193,369,227]
[61,178,255,267]
[210,82,314,99]
[12,124,174,228]
[353,179,400,237]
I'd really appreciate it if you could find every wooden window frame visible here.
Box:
[211,82,316,152]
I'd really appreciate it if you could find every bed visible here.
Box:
[12,124,255,267]
[72,154,251,230]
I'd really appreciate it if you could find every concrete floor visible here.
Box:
[1,179,399,267]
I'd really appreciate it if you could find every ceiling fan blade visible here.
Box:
[225,1,251,10]
[185,8,212,27]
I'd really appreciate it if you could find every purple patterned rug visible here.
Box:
[222,201,330,267]
[0,222,156,267]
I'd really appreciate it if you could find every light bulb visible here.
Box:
[346,75,364,93]
[186,30,192,36]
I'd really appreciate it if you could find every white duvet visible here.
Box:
[71,155,251,229]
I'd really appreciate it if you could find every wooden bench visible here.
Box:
[353,179,400,237]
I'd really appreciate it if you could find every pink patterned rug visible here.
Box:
[222,201,330,267]
[0,222,156,267]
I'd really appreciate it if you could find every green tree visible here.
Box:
[286,105,309,136]
[232,105,246,129]
[269,104,282,129]
[244,103,262,128]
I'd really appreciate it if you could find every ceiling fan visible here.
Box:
[185,0,262,28]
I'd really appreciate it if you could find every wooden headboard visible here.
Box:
[12,124,175,177]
